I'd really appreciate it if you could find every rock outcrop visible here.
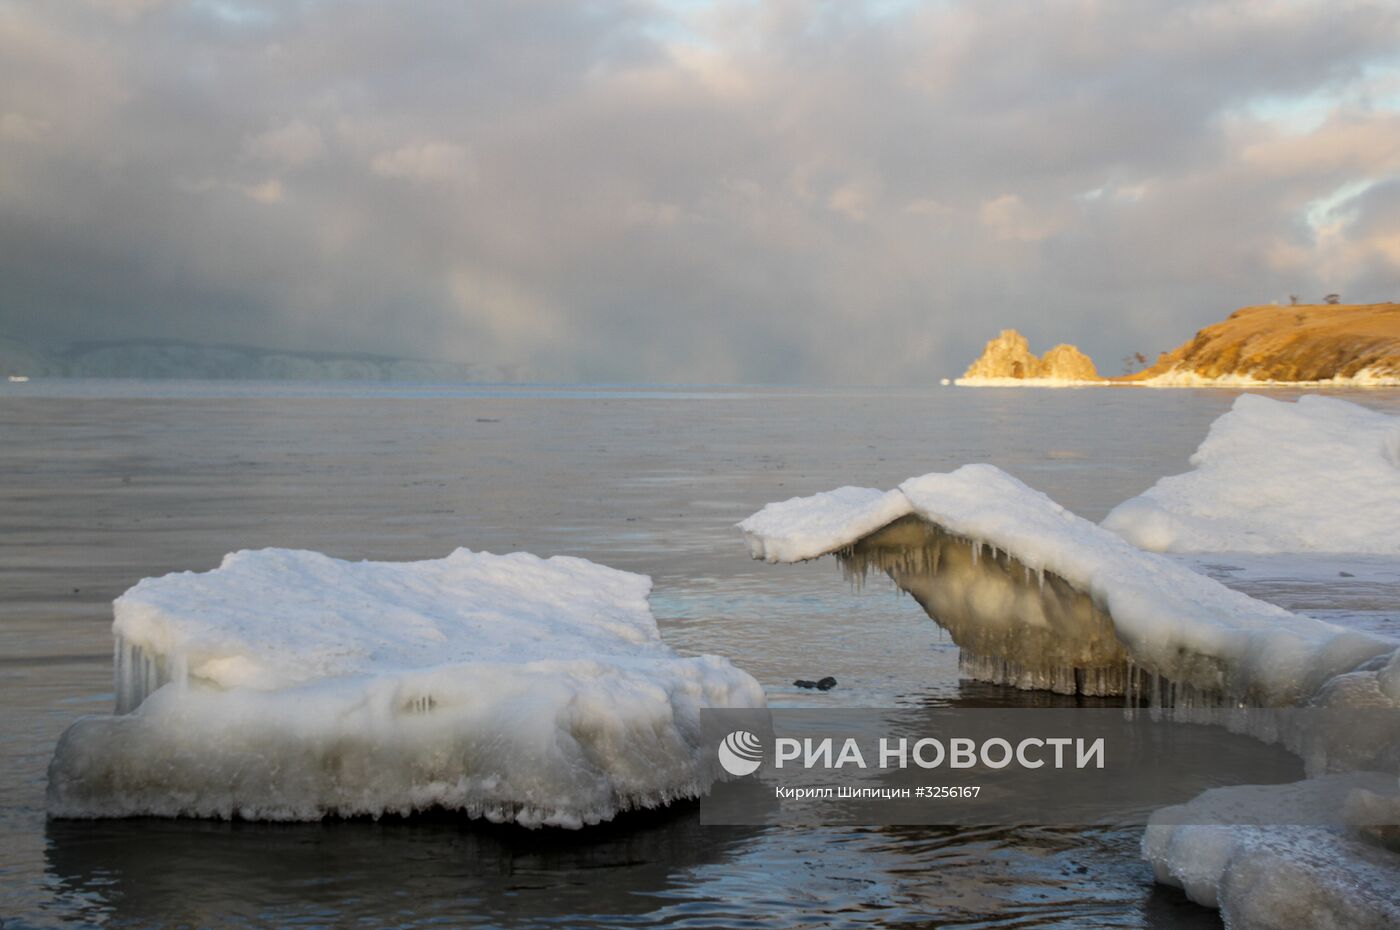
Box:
[1126,302,1400,385]
[958,329,1101,383]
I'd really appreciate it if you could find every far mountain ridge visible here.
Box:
[0,336,522,383]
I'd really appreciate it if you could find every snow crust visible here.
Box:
[739,486,912,563]
[1143,776,1400,928]
[1103,394,1400,555]
[741,464,1395,703]
[48,548,765,827]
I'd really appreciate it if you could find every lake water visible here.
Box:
[3,380,1398,928]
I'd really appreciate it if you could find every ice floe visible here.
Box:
[1103,394,1400,554]
[48,548,765,827]
[1143,775,1400,928]
[741,464,1395,703]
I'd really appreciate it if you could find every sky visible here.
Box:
[2,0,1399,383]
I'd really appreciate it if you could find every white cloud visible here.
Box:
[243,121,326,168]
[978,194,1058,242]
[370,142,476,186]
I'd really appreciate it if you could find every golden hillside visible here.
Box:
[1123,302,1400,384]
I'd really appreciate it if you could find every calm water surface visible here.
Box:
[3,381,1398,928]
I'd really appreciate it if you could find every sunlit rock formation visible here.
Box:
[956,303,1400,387]
[956,329,1102,385]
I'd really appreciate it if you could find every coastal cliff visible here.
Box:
[957,303,1400,387]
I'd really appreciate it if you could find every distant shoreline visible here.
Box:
[957,302,1400,388]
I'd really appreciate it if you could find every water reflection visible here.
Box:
[44,806,756,929]
[45,812,1222,929]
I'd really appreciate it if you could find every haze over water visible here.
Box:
[3,381,1398,928]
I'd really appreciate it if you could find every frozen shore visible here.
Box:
[741,394,1400,927]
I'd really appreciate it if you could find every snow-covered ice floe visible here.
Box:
[1143,776,1400,929]
[1104,394,1400,555]
[741,463,1398,703]
[47,549,765,827]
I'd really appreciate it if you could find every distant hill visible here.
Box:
[957,303,1400,388]
[0,337,520,382]
[1121,302,1400,386]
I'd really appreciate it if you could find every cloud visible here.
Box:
[978,194,1059,242]
[243,121,326,168]
[370,142,476,186]
[1,0,1399,382]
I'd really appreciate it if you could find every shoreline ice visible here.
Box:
[741,393,1400,925]
[741,463,1396,704]
[954,366,1400,388]
[1143,776,1400,928]
[48,548,766,827]
[1103,394,1400,555]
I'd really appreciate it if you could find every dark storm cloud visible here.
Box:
[2,0,1399,382]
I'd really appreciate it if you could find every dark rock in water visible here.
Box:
[1339,571,1355,577]
[794,677,839,690]
[793,679,816,689]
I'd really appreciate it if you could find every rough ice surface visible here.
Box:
[740,464,1395,703]
[1143,776,1400,928]
[1103,394,1400,554]
[741,417,1400,921]
[48,548,765,827]
[738,486,912,564]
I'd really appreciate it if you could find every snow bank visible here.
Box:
[1143,776,1400,928]
[1103,395,1400,554]
[48,549,765,827]
[740,465,1394,702]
